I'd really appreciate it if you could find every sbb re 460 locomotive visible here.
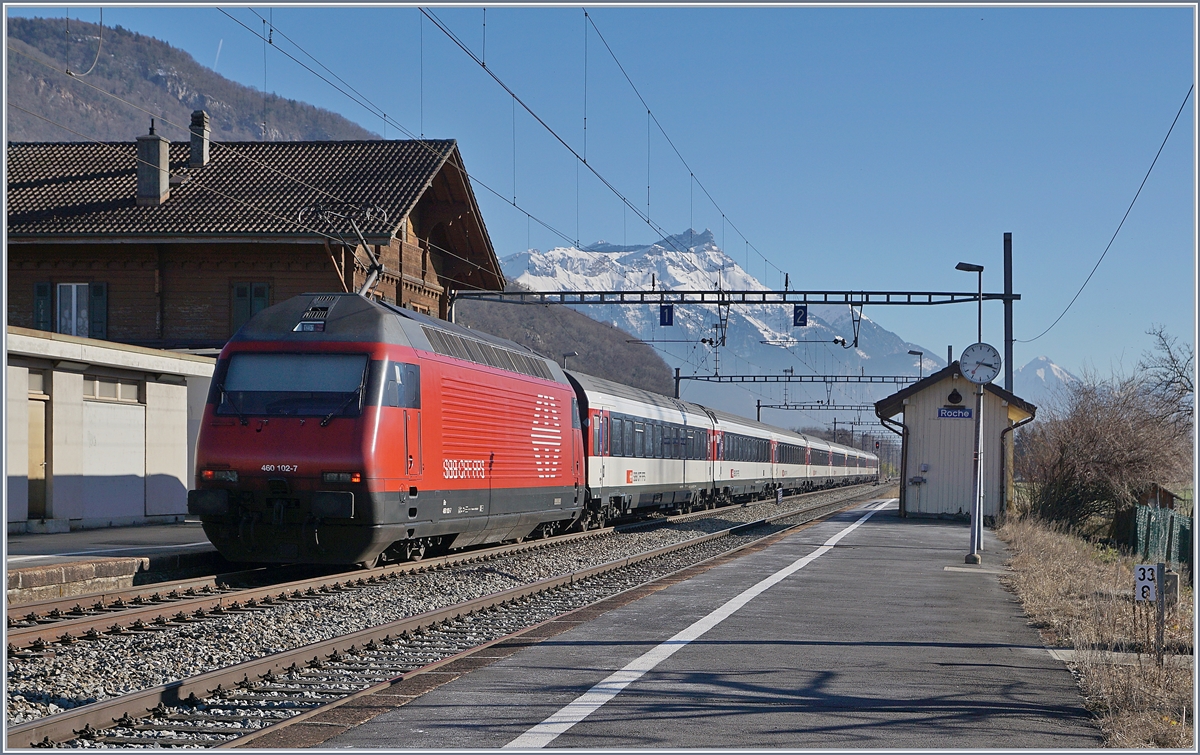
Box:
[188,293,877,566]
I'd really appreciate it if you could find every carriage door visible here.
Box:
[393,363,422,480]
[571,399,583,502]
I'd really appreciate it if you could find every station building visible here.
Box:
[7,327,214,534]
[5,113,505,531]
[875,362,1036,521]
[6,110,504,350]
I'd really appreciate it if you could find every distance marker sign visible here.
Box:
[1135,564,1158,601]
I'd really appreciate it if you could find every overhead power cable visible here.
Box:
[1018,83,1193,344]
[583,9,782,277]
[418,7,693,257]
[7,41,492,283]
[6,102,487,295]
[216,8,630,263]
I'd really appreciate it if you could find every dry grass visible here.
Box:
[997,517,1194,748]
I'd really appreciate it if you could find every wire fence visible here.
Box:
[1124,505,1194,579]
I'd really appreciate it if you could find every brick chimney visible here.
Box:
[136,119,169,206]
[189,110,210,168]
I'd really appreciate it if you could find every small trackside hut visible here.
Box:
[875,361,1036,521]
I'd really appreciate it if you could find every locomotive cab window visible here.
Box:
[370,361,421,408]
[215,353,369,418]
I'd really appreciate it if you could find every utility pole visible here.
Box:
[1004,232,1014,392]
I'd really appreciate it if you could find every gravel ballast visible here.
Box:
[8,486,878,726]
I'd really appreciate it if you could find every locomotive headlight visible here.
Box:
[322,471,363,483]
[201,469,238,482]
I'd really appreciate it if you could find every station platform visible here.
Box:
[6,520,225,605]
[283,498,1102,749]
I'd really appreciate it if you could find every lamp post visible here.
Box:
[562,351,579,369]
[956,262,985,565]
[907,349,924,380]
[955,262,984,344]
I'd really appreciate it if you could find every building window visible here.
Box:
[232,282,270,334]
[35,282,106,338]
[83,375,141,403]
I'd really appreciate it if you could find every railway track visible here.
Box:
[5,484,843,647]
[7,485,884,748]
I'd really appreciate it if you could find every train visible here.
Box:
[188,292,879,566]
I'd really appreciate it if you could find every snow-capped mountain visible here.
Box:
[1013,356,1077,408]
[501,229,944,423]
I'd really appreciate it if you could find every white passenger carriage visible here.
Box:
[567,371,880,526]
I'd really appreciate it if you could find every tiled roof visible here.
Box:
[6,139,457,240]
[874,361,1037,420]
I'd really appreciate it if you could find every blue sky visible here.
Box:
[7,4,1196,378]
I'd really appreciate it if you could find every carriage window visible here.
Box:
[624,419,634,458]
[653,424,662,459]
[612,418,623,457]
[634,423,645,458]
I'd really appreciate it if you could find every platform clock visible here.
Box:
[960,342,1001,385]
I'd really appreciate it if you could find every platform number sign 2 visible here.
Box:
[1135,564,1158,602]
[792,304,808,327]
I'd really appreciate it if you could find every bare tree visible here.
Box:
[1016,359,1192,533]
[1138,325,1194,431]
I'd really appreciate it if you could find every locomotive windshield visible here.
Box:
[216,353,369,418]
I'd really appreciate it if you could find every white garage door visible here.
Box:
[82,400,146,520]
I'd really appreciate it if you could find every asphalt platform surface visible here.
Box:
[6,520,215,569]
[323,498,1102,749]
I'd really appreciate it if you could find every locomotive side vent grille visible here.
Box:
[421,326,554,382]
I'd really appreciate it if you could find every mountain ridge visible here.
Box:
[502,231,948,422]
[7,16,377,143]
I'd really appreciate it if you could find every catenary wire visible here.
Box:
[5,103,488,296]
[583,9,782,277]
[218,8,636,266]
[8,42,508,281]
[1018,83,1193,344]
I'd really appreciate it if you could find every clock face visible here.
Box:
[960,342,1002,385]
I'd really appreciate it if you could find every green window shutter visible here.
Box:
[89,282,108,340]
[231,283,251,333]
[251,282,270,315]
[34,282,52,331]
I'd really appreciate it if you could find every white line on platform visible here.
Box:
[7,541,213,563]
[504,498,896,749]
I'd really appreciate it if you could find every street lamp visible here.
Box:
[907,349,924,380]
[955,262,984,344]
[562,351,579,368]
[956,261,986,565]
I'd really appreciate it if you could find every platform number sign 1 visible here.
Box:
[793,304,808,327]
[659,304,674,326]
[1135,564,1158,601]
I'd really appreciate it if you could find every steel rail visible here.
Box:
[7,483,863,639]
[4,526,614,650]
[6,565,307,619]
[6,489,872,748]
[221,493,869,749]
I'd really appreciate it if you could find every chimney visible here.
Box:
[136,119,170,206]
[189,110,210,167]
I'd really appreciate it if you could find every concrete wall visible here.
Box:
[901,373,1011,519]
[6,327,214,533]
[7,365,30,523]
